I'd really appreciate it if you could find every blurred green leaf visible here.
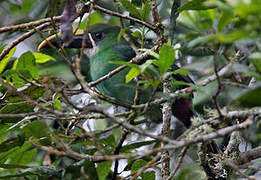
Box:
[0,84,45,103]
[217,31,247,43]
[33,53,55,63]
[119,0,141,18]
[118,27,131,41]
[97,161,112,180]
[132,30,142,38]
[83,159,99,180]
[9,0,35,13]
[0,102,34,123]
[218,10,234,32]
[0,44,7,54]
[173,68,189,76]
[236,83,261,107]
[154,44,176,75]
[249,52,261,73]
[179,0,216,11]
[53,93,62,110]
[141,0,150,21]
[126,67,140,83]
[8,141,37,165]
[22,120,47,139]
[141,171,155,180]
[15,51,39,79]
[131,159,147,173]
[0,135,25,153]
[80,12,103,29]
[188,35,215,47]
[100,134,116,148]
[0,47,16,74]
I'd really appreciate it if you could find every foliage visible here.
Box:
[0,0,260,180]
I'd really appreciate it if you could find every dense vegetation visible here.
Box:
[0,0,260,179]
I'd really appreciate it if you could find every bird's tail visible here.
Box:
[172,98,220,154]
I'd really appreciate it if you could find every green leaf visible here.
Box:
[132,30,142,38]
[173,68,189,76]
[33,52,55,63]
[83,159,99,180]
[1,83,45,103]
[141,171,155,180]
[53,93,62,110]
[16,51,39,79]
[8,141,37,165]
[22,120,47,138]
[0,47,16,74]
[9,0,35,13]
[141,0,150,21]
[0,44,7,54]
[188,35,215,47]
[217,31,247,43]
[126,67,141,83]
[119,0,141,18]
[0,102,34,123]
[154,44,176,75]
[118,27,131,41]
[249,52,261,73]
[140,60,154,73]
[235,83,261,107]
[0,135,25,153]
[100,134,116,148]
[131,159,147,173]
[179,0,216,12]
[218,10,234,32]
[80,12,103,29]
[97,161,112,180]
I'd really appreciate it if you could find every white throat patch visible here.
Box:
[83,33,99,59]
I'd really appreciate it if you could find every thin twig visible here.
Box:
[168,146,188,179]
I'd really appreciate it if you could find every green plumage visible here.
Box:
[89,25,151,105]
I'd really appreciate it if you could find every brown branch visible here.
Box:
[112,113,136,180]
[0,112,37,118]
[130,155,161,179]
[30,114,256,163]
[0,78,54,113]
[93,4,156,31]
[0,16,61,33]
[212,50,224,118]
[224,160,255,180]
[0,22,52,60]
[236,146,261,165]
[160,80,172,178]
[167,146,188,180]
[224,131,240,155]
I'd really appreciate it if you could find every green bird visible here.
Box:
[38,23,194,128]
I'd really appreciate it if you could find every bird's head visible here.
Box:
[38,23,121,51]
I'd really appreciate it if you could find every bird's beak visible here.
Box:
[37,30,98,51]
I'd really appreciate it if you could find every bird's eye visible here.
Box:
[94,32,103,40]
